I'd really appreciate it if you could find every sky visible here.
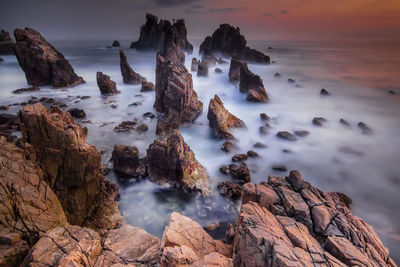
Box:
[1,0,399,41]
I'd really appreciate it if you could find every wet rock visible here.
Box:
[0,29,16,54]
[228,56,247,82]
[218,181,243,199]
[219,165,230,175]
[288,78,295,83]
[232,153,248,162]
[120,50,145,84]
[141,81,154,92]
[274,72,281,78]
[67,108,86,118]
[215,67,223,73]
[112,40,120,47]
[135,123,148,133]
[143,112,156,119]
[229,163,251,183]
[340,118,350,126]
[131,13,193,54]
[147,130,210,195]
[12,86,40,94]
[234,171,396,266]
[14,28,84,88]
[312,117,327,126]
[0,105,9,110]
[358,121,372,134]
[114,120,137,132]
[96,71,120,95]
[191,57,198,71]
[221,140,234,152]
[272,164,287,171]
[112,145,140,177]
[253,142,267,148]
[294,130,309,137]
[218,58,228,64]
[240,64,268,103]
[81,95,90,100]
[197,61,208,76]
[260,112,270,121]
[0,57,3,62]
[199,24,270,64]
[276,131,297,141]
[388,89,397,95]
[201,54,218,66]
[0,113,18,138]
[207,95,245,139]
[247,150,259,157]
[320,88,330,95]
[338,146,365,156]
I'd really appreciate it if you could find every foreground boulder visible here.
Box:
[131,13,193,54]
[14,28,84,88]
[199,24,270,64]
[119,50,145,84]
[97,71,120,95]
[147,130,210,195]
[228,56,246,82]
[239,64,268,102]
[0,29,15,54]
[233,170,396,266]
[207,95,245,139]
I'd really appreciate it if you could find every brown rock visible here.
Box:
[141,81,155,92]
[221,141,234,152]
[312,117,326,126]
[12,86,40,94]
[120,50,145,84]
[114,120,137,132]
[67,108,86,118]
[232,153,248,162]
[217,181,243,199]
[136,123,148,133]
[239,64,268,102]
[207,95,245,139]
[247,150,259,157]
[219,165,230,175]
[112,145,140,177]
[0,30,16,55]
[197,61,208,76]
[228,56,246,82]
[14,28,84,88]
[260,112,269,121]
[229,163,250,183]
[276,131,297,141]
[97,71,120,95]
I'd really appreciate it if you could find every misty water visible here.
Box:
[0,39,399,262]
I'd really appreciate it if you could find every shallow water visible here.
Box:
[0,39,399,262]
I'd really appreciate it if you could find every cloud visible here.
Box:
[281,9,288,15]
[152,0,199,7]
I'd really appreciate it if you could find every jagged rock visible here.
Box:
[14,28,84,88]
[147,130,210,195]
[114,120,137,132]
[217,181,243,199]
[112,145,140,177]
[207,95,245,139]
[154,52,203,135]
[160,212,232,266]
[228,56,246,82]
[67,108,86,118]
[191,57,198,71]
[229,163,250,183]
[197,61,208,76]
[141,81,155,92]
[0,137,68,265]
[112,40,120,47]
[131,13,193,54]
[199,24,270,64]
[276,131,297,141]
[97,71,120,95]
[320,88,329,95]
[215,67,223,73]
[358,121,372,134]
[18,104,120,230]
[12,86,40,94]
[260,112,270,121]
[120,50,145,84]
[233,170,396,266]
[239,64,268,102]
[0,30,15,54]
[312,117,327,126]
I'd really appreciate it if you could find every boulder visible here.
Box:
[239,64,268,102]
[228,56,246,82]
[119,50,145,84]
[276,131,297,141]
[221,140,234,152]
[312,117,326,126]
[233,170,396,266]
[97,71,120,95]
[112,145,140,177]
[147,130,210,195]
[197,61,208,76]
[13,28,84,88]
[191,57,198,71]
[141,81,155,92]
[229,163,251,183]
[67,108,86,118]
[114,120,137,132]
[215,67,223,73]
[358,121,372,134]
[207,95,245,139]
[217,181,243,199]
[0,30,16,55]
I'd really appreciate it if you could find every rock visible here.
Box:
[0,113,18,138]
[141,81,154,92]
[229,163,251,183]
[234,171,396,266]
[0,30,16,55]
[228,56,246,82]
[12,86,40,94]
[14,28,84,88]
[112,40,120,47]
[259,125,270,135]
[131,13,193,54]
[276,131,297,141]
[0,105,8,110]
[81,95,90,100]
[260,112,270,121]
[120,50,145,84]
[320,88,330,95]
[67,108,86,118]
[147,130,210,195]
[294,130,309,137]
[191,57,198,71]
[253,142,267,148]
[388,89,397,95]
[114,120,137,132]
[221,140,234,152]
[96,71,120,95]
[143,112,156,119]
[247,150,259,157]
[274,72,281,78]
[239,64,268,103]
[288,78,295,83]
[201,54,218,66]
[207,95,245,139]
[340,118,350,126]
[112,145,140,177]
[272,164,287,171]
[215,67,222,73]
[18,104,120,231]
[232,153,248,162]
[217,181,243,199]
[135,123,148,133]
[0,57,3,62]
[312,117,327,126]
[218,58,228,64]
[358,121,372,134]
[219,165,230,175]
[197,61,208,76]
[199,24,270,64]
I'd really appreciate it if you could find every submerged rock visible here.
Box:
[215,67,223,73]
[221,140,234,152]
[14,28,84,88]
[12,86,40,94]
[320,88,330,95]
[112,40,120,47]
[197,61,208,76]
[114,120,137,132]
[228,56,246,82]
[120,50,145,84]
[147,130,210,195]
[207,95,245,139]
[276,131,297,141]
[0,29,16,54]
[191,57,198,71]
[340,118,351,126]
[96,71,120,95]
[67,108,86,118]
[229,163,251,183]
[239,64,268,102]
[358,121,372,134]
[312,117,327,126]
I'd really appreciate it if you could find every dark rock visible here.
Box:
[253,142,267,148]
[0,113,18,139]
[247,150,259,157]
[217,182,243,199]
[112,40,120,47]
[339,118,350,126]
[12,86,40,94]
[141,81,155,92]
[218,58,228,64]
[191,57,198,71]
[207,95,245,139]
[81,95,90,100]
[268,46,273,50]
[276,131,297,141]
[312,117,327,126]
[112,145,140,177]
[358,122,372,134]
[232,154,248,162]
[14,28,84,88]
[201,54,218,66]
[388,89,397,95]
[294,130,309,137]
[114,121,137,132]
[320,88,330,95]
[259,125,270,135]
[288,78,295,83]
[96,71,120,95]
[219,165,230,175]
[197,61,208,76]
[215,67,222,73]
[67,108,86,118]
[221,141,234,152]
[260,112,270,121]
[0,105,9,110]
[135,123,148,133]
[272,165,287,171]
[147,130,210,195]
[0,57,3,62]
[239,64,268,102]
[0,29,16,55]
[228,56,246,82]
[119,50,145,84]
[143,112,156,119]
[229,163,250,183]
[274,72,281,78]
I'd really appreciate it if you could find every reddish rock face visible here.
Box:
[233,170,397,267]
[207,95,245,139]
[0,29,16,55]
[147,130,210,195]
[239,64,268,103]
[228,56,246,82]
[96,71,120,95]
[112,145,141,178]
[13,28,84,88]
[119,50,145,84]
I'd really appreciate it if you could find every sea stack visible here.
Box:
[96,72,120,95]
[119,50,145,84]
[0,29,16,54]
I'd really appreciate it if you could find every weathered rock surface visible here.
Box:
[131,13,193,54]
[120,50,145,84]
[112,145,147,178]
[217,181,243,199]
[228,56,246,82]
[207,95,245,139]
[14,28,84,88]
[233,170,396,267]
[0,113,18,138]
[147,130,210,195]
[0,30,15,55]
[141,81,155,92]
[239,64,268,102]
[228,163,251,183]
[199,24,270,64]
[67,108,86,118]
[97,71,120,95]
